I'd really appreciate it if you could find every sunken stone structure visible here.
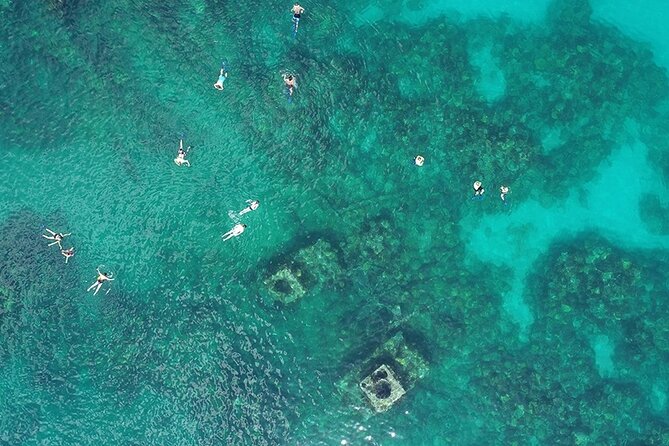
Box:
[337,332,429,415]
[359,364,406,412]
[261,239,341,305]
[263,266,306,304]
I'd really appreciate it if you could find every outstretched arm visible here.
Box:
[63,233,71,237]
[45,228,56,235]
[179,139,183,151]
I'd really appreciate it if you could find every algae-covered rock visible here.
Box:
[294,239,342,284]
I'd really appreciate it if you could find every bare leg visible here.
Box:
[87,282,98,292]
[222,231,232,241]
[65,256,69,264]
[48,240,63,248]
[184,160,191,167]
[93,282,103,295]
[45,228,56,235]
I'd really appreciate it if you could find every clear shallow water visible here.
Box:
[2,0,669,444]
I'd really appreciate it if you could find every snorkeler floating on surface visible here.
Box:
[283,74,297,96]
[174,138,191,167]
[87,268,114,295]
[238,200,260,216]
[42,228,71,249]
[500,185,510,204]
[222,223,247,241]
[213,62,228,90]
[472,181,485,199]
[61,247,74,263]
[414,155,425,166]
[291,3,305,36]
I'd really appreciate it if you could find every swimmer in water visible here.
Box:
[174,138,191,167]
[61,247,74,263]
[222,223,247,241]
[292,3,304,18]
[42,228,71,249]
[87,268,114,295]
[291,3,305,34]
[500,185,509,204]
[213,65,228,91]
[473,181,485,199]
[414,155,425,166]
[238,200,260,216]
[283,74,297,96]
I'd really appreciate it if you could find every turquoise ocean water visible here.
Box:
[2,0,669,444]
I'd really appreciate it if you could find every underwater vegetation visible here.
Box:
[0,210,84,444]
[2,0,669,443]
[505,233,669,444]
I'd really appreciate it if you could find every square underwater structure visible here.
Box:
[360,364,406,412]
[261,238,342,305]
[337,332,429,415]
